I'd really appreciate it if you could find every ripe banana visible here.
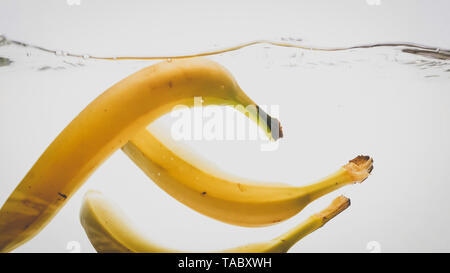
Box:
[123,128,373,227]
[0,58,281,253]
[80,190,351,253]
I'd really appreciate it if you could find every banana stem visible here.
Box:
[268,196,350,253]
[232,87,283,141]
[303,156,373,202]
[256,105,283,140]
[184,92,283,141]
[302,169,354,202]
[233,104,283,141]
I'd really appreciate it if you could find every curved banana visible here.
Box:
[0,58,281,253]
[80,190,351,253]
[123,128,373,227]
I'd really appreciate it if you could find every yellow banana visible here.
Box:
[123,128,373,227]
[0,58,281,253]
[80,190,351,253]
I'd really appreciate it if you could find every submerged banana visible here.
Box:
[0,58,282,253]
[123,128,373,227]
[80,190,351,253]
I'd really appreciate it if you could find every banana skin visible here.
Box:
[0,58,281,253]
[80,190,351,253]
[123,128,373,227]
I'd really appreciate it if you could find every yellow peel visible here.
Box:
[0,58,280,252]
[123,128,372,226]
[80,191,351,253]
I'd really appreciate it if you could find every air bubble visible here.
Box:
[167,58,172,62]
[82,54,90,60]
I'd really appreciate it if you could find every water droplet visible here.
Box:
[62,51,68,56]
[263,47,271,59]
[220,85,225,89]
[112,56,117,60]
[170,157,174,161]
[26,52,31,57]
[167,58,172,63]
[82,54,90,60]
[157,172,161,176]
[55,50,63,56]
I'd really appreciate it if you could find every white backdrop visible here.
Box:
[1,0,450,253]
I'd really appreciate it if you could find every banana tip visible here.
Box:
[318,195,351,223]
[271,120,284,140]
[344,155,374,182]
[349,155,374,174]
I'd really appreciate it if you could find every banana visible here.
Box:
[0,58,282,253]
[123,128,373,227]
[80,190,351,253]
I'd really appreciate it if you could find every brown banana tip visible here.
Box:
[256,105,283,140]
[271,120,283,140]
[350,155,374,173]
[278,121,284,139]
[318,195,351,223]
[349,155,370,166]
[344,155,374,182]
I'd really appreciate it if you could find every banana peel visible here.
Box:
[80,191,351,253]
[0,57,373,253]
[0,58,282,252]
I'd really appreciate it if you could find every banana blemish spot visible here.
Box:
[58,193,67,199]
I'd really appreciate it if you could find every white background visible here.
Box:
[1,0,450,252]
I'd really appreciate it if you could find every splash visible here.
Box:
[1,34,449,79]
[1,34,449,61]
